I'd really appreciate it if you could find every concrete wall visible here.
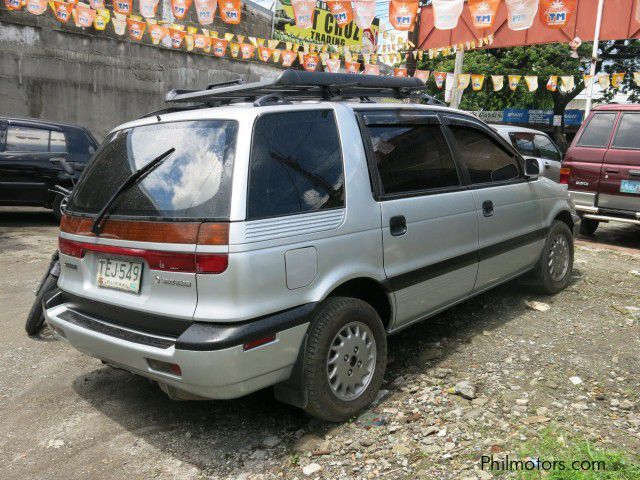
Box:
[0,3,282,138]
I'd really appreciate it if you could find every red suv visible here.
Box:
[563,104,640,235]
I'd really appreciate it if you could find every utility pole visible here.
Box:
[450,49,465,109]
[585,0,605,117]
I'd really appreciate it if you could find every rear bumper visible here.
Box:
[44,297,312,400]
[569,190,640,226]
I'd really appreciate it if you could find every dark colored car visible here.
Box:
[563,104,640,235]
[0,117,98,220]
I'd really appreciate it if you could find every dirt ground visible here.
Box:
[0,207,638,480]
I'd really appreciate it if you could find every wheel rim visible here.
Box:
[326,321,377,402]
[60,196,68,214]
[548,233,570,282]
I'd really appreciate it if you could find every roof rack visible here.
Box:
[164,69,435,106]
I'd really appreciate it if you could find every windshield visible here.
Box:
[68,120,238,219]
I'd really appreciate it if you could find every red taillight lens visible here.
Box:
[243,335,276,351]
[560,167,571,185]
[59,237,84,258]
[195,254,228,274]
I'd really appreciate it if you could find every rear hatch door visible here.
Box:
[598,112,640,214]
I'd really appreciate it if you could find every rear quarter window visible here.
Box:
[612,113,640,150]
[577,113,617,148]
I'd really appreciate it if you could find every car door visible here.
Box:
[0,123,61,205]
[65,127,97,174]
[444,115,543,290]
[597,112,640,213]
[358,109,479,329]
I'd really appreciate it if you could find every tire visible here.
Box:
[303,297,387,422]
[533,221,574,295]
[25,274,57,336]
[51,194,64,223]
[579,217,599,235]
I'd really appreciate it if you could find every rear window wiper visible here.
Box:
[91,147,175,235]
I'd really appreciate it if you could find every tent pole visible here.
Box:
[585,0,605,118]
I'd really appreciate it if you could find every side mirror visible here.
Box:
[524,158,540,178]
[51,157,75,176]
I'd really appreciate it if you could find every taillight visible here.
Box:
[195,254,228,274]
[59,237,84,258]
[560,167,571,185]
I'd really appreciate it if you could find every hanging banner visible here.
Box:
[505,0,538,31]
[4,0,21,11]
[471,74,485,91]
[280,49,295,66]
[611,72,625,88]
[546,75,558,92]
[389,0,419,31]
[524,75,538,92]
[394,67,408,77]
[597,73,610,89]
[508,75,521,91]
[127,18,146,40]
[353,0,375,30]
[583,74,594,89]
[560,75,575,92]
[169,27,186,48]
[208,37,224,55]
[432,0,464,30]
[113,0,132,15]
[240,43,255,58]
[364,64,380,75]
[290,0,316,28]
[539,0,575,29]
[468,0,500,29]
[194,0,217,24]
[150,24,169,44]
[634,72,640,87]
[491,75,504,91]
[229,42,240,57]
[414,69,430,83]
[457,73,471,90]
[345,61,360,73]
[325,58,341,72]
[94,9,110,29]
[89,0,103,8]
[218,0,241,24]
[327,1,353,27]
[53,1,74,22]
[171,0,192,19]
[112,15,127,34]
[257,45,272,61]
[75,4,96,27]
[26,0,48,14]
[139,0,159,17]
[303,54,319,71]
[272,49,282,61]
[434,71,447,89]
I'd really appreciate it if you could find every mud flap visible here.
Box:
[273,332,309,409]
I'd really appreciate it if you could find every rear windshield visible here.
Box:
[68,120,237,219]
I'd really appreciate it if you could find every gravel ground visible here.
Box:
[0,207,639,480]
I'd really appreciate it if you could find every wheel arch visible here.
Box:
[325,277,393,331]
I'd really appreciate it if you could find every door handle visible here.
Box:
[389,215,407,236]
[605,168,619,173]
[544,162,550,169]
[482,200,494,217]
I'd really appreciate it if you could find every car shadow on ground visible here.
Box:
[70,271,581,473]
[577,223,640,253]
[0,207,58,228]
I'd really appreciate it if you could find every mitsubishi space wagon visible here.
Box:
[45,71,578,421]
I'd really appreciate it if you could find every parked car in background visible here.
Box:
[0,117,98,220]
[491,124,563,182]
[563,104,640,235]
[44,71,577,422]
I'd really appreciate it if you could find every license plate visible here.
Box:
[96,258,142,293]
[620,180,640,194]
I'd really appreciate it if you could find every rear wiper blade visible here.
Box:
[91,147,175,235]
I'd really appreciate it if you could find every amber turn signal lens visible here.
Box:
[197,222,229,245]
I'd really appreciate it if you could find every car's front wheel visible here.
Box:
[303,297,387,422]
[534,220,574,294]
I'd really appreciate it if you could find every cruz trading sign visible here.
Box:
[277,0,379,48]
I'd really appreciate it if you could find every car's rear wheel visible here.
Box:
[51,194,66,223]
[579,217,599,235]
[534,220,574,294]
[303,297,386,422]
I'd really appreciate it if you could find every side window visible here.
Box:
[365,121,459,195]
[534,134,561,161]
[247,110,344,220]
[50,130,67,153]
[577,113,617,148]
[0,124,6,151]
[6,126,50,153]
[612,113,640,149]
[449,125,520,184]
[66,128,94,157]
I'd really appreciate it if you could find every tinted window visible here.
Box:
[577,113,617,148]
[366,123,459,194]
[68,120,237,219]
[510,132,561,161]
[50,130,67,153]
[6,126,49,152]
[612,113,640,149]
[67,128,95,156]
[450,126,520,184]
[247,110,344,220]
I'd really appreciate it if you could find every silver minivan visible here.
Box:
[45,71,578,421]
